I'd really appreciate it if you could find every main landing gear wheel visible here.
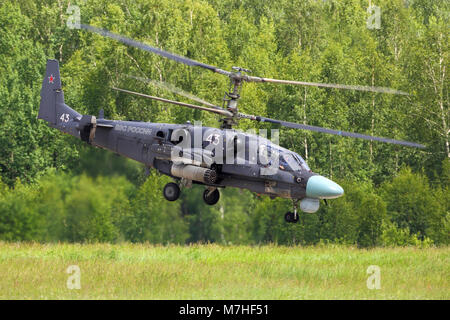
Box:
[203,189,220,205]
[284,212,299,223]
[163,182,180,201]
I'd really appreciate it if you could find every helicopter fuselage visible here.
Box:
[39,59,344,215]
[58,114,343,203]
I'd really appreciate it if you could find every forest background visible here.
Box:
[0,0,448,247]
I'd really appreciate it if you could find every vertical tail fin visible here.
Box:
[38,59,80,125]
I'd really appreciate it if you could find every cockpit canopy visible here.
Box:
[258,138,310,172]
[280,152,310,172]
[217,130,310,171]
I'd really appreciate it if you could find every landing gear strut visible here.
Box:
[203,188,220,205]
[163,182,180,201]
[284,200,299,223]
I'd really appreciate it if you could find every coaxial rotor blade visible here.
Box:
[244,75,409,95]
[80,25,409,95]
[123,74,219,108]
[238,113,424,148]
[112,87,233,117]
[80,24,231,76]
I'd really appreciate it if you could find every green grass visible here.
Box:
[0,242,448,299]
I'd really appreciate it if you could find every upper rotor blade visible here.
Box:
[239,113,425,148]
[80,24,231,76]
[244,75,409,95]
[123,74,218,108]
[112,87,233,117]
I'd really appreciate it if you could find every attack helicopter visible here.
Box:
[37,24,424,223]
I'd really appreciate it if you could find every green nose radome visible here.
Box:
[306,176,344,199]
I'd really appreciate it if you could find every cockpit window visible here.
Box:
[255,135,310,171]
[280,153,301,171]
[279,153,310,172]
[293,153,310,171]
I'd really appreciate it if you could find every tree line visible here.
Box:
[0,165,448,246]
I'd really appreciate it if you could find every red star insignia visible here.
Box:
[48,74,54,84]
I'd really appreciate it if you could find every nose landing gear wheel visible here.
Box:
[284,212,299,223]
[203,188,220,205]
[163,182,180,201]
[285,199,300,223]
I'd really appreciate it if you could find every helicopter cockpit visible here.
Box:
[258,141,310,172]
[279,152,310,172]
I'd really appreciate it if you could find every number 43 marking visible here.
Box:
[60,113,70,123]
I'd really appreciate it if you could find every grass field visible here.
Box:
[0,242,448,299]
